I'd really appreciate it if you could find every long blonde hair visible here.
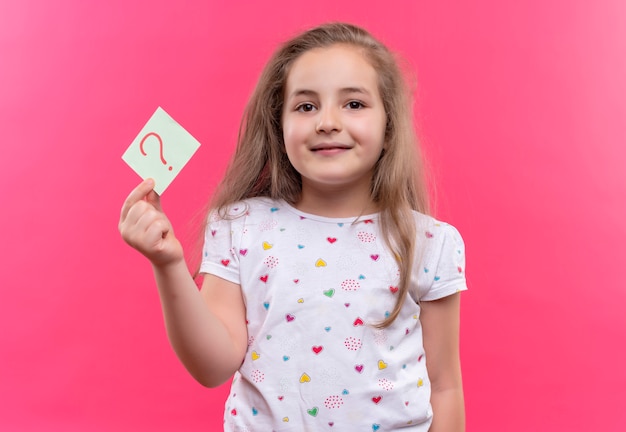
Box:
[209,22,430,328]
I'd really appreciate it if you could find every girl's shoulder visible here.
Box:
[412,211,465,260]
[412,211,464,244]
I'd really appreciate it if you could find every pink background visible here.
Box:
[1,0,625,430]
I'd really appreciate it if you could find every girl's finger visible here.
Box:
[120,179,155,222]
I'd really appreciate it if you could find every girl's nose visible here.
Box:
[316,107,342,134]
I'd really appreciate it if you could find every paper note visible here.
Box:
[122,107,201,194]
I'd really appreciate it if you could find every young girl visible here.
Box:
[120,22,466,431]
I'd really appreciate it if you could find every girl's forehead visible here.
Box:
[284,45,379,95]
[289,44,371,72]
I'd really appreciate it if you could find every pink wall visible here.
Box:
[1,0,625,430]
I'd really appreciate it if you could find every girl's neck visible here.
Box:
[293,183,379,218]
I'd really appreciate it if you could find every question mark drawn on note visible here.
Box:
[139,132,173,171]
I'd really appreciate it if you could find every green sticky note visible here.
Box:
[122,107,201,194]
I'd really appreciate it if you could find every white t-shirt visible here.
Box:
[200,198,467,431]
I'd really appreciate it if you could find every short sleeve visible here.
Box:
[414,222,468,301]
[199,210,241,285]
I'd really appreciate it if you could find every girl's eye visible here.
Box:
[347,101,364,110]
[296,103,315,112]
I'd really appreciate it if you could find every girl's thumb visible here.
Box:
[146,189,163,212]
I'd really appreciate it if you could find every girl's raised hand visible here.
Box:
[119,179,183,268]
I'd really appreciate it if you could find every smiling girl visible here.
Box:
[120,22,467,431]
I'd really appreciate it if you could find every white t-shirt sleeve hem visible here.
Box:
[199,262,240,285]
[419,280,467,301]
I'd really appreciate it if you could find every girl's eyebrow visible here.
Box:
[340,87,370,95]
[288,87,372,99]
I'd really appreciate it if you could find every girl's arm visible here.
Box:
[420,292,465,432]
[119,179,248,387]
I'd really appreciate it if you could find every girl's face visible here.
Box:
[282,44,387,200]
